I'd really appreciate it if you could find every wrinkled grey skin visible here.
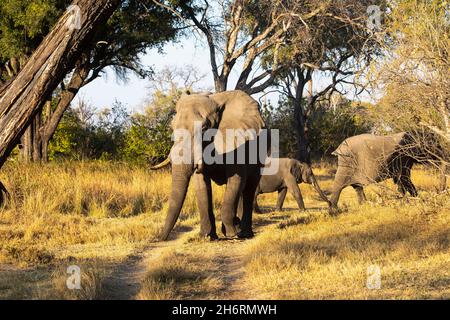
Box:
[253,158,331,212]
[330,132,428,208]
[154,90,266,241]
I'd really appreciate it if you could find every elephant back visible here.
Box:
[333,133,407,184]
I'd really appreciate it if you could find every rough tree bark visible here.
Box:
[285,67,313,164]
[0,0,121,201]
[40,60,90,162]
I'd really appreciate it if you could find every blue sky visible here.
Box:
[79,34,371,114]
[79,38,219,113]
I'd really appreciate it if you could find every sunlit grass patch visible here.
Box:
[243,193,449,299]
[137,248,223,300]
[0,160,448,299]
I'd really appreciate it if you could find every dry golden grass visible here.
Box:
[243,166,450,300]
[0,161,448,299]
[138,165,449,300]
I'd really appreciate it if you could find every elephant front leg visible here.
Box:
[221,173,244,238]
[239,174,260,239]
[253,193,262,214]
[351,184,367,204]
[194,173,218,240]
[329,167,350,212]
[275,188,287,211]
[285,176,306,211]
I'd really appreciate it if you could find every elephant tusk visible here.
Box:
[150,158,171,170]
[196,160,205,174]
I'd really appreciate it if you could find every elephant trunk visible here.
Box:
[160,163,195,241]
[310,172,332,207]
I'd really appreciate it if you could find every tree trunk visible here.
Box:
[0,0,121,170]
[295,110,310,164]
[20,125,33,162]
[32,110,43,162]
[40,61,90,162]
[215,77,227,93]
[293,77,312,164]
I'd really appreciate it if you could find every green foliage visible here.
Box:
[261,99,298,158]
[263,96,372,160]
[0,0,67,61]
[308,99,373,158]
[122,90,179,165]
[96,0,181,81]
[49,110,80,160]
[49,101,129,161]
[49,91,178,165]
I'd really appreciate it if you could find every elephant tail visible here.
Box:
[332,140,351,157]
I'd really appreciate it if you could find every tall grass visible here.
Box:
[0,161,447,299]
[242,166,450,299]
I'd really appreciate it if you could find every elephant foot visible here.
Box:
[328,205,340,216]
[200,232,218,241]
[221,222,240,238]
[209,234,219,241]
[237,229,254,239]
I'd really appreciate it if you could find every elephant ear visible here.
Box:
[209,90,265,154]
[290,160,303,183]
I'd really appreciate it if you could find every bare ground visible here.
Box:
[99,211,291,300]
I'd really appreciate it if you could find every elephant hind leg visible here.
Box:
[275,188,287,211]
[0,180,8,207]
[402,177,418,197]
[253,189,263,214]
[393,175,407,195]
[351,184,366,204]
[330,181,347,210]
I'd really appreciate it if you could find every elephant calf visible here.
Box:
[254,158,330,212]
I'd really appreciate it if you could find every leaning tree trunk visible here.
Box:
[40,61,90,162]
[0,0,121,203]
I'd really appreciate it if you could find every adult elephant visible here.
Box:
[330,132,442,208]
[253,158,331,212]
[152,90,267,241]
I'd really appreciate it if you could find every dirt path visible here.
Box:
[101,231,191,300]
[100,211,290,300]
[205,214,289,300]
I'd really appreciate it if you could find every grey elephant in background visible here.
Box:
[330,132,442,208]
[253,158,331,212]
[151,90,267,241]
